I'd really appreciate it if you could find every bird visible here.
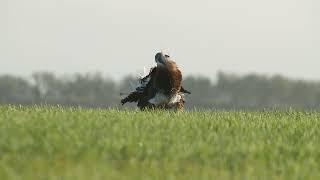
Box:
[121,52,191,110]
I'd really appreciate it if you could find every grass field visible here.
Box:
[0,106,320,179]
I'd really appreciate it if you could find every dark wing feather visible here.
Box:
[180,86,191,94]
[121,91,142,105]
[121,67,157,109]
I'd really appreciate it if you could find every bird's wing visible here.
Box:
[180,86,191,94]
[121,67,156,105]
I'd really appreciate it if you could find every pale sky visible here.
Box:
[1,0,320,80]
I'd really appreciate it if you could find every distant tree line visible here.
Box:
[1,71,320,110]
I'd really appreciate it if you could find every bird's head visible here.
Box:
[155,52,170,66]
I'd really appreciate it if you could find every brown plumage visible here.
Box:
[121,52,190,110]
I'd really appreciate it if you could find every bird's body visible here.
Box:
[121,52,190,110]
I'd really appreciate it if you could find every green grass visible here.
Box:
[0,106,320,180]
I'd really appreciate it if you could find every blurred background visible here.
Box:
[1,0,320,110]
